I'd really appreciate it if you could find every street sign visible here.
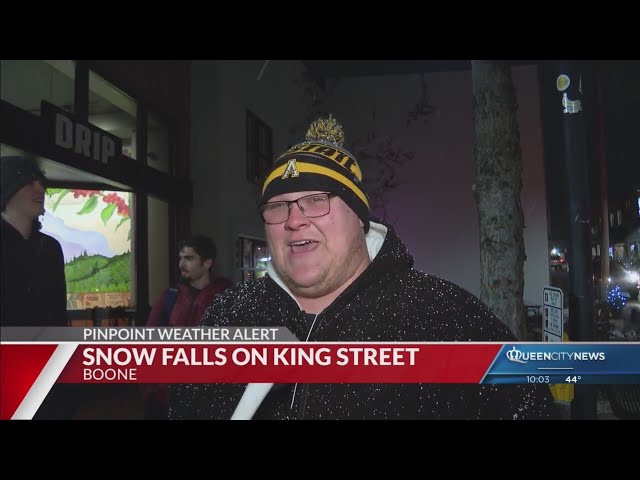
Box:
[543,286,564,342]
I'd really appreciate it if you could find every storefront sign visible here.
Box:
[42,101,122,165]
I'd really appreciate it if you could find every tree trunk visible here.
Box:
[471,60,526,339]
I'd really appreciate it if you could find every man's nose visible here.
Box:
[284,202,309,229]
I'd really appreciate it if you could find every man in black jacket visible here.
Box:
[1,155,67,327]
[1,155,71,419]
[169,117,556,420]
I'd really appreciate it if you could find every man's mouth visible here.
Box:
[289,240,319,253]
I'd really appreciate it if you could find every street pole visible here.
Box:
[595,75,610,300]
[556,60,597,420]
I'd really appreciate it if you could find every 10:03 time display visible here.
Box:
[527,375,550,383]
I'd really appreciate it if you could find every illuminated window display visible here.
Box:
[239,237,269,282]
[41,188,133,310]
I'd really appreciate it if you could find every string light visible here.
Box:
[606,285,627,316]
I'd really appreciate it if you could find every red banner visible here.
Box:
[56,343,501,383]
[1,342,503,419]
[0,345,58,420]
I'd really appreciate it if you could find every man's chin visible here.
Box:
[288,274,326,295]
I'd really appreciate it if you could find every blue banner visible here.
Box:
[482,343,640,384]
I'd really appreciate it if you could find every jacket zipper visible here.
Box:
[290,314,319,419]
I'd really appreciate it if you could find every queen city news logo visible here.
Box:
[506,347,605,364]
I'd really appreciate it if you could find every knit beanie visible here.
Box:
[260,115,370,232]
[1,156,47,210]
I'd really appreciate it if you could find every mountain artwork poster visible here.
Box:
[41,188,133,310]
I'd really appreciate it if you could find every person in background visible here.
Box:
[168,116,557,420]
[142,234,233,418]
[1,155,67,327]
[1,155,70,419]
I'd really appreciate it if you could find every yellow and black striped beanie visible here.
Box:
[261,115,370,232]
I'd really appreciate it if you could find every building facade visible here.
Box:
[1,60,191,325]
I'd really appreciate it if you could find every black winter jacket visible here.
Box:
[1,218,67,326]
[169,222,555,420]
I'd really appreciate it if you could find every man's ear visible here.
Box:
[204,258,214,270]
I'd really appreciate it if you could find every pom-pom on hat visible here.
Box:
[261,115,370,232]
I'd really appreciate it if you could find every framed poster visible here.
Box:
[41,188,133,310]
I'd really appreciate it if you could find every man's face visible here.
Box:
[265,190,370,300]
[5,180,45,219]
[178,247,211,285]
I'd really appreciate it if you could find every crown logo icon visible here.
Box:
[506,346,527,364]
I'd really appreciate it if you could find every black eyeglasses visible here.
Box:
[259,192,337,224]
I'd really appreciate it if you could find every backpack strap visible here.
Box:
[161,287,179,326]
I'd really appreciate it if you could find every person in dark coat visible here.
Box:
[1,155,72,419]
[1,155,67,327]
[169,116,556,420]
